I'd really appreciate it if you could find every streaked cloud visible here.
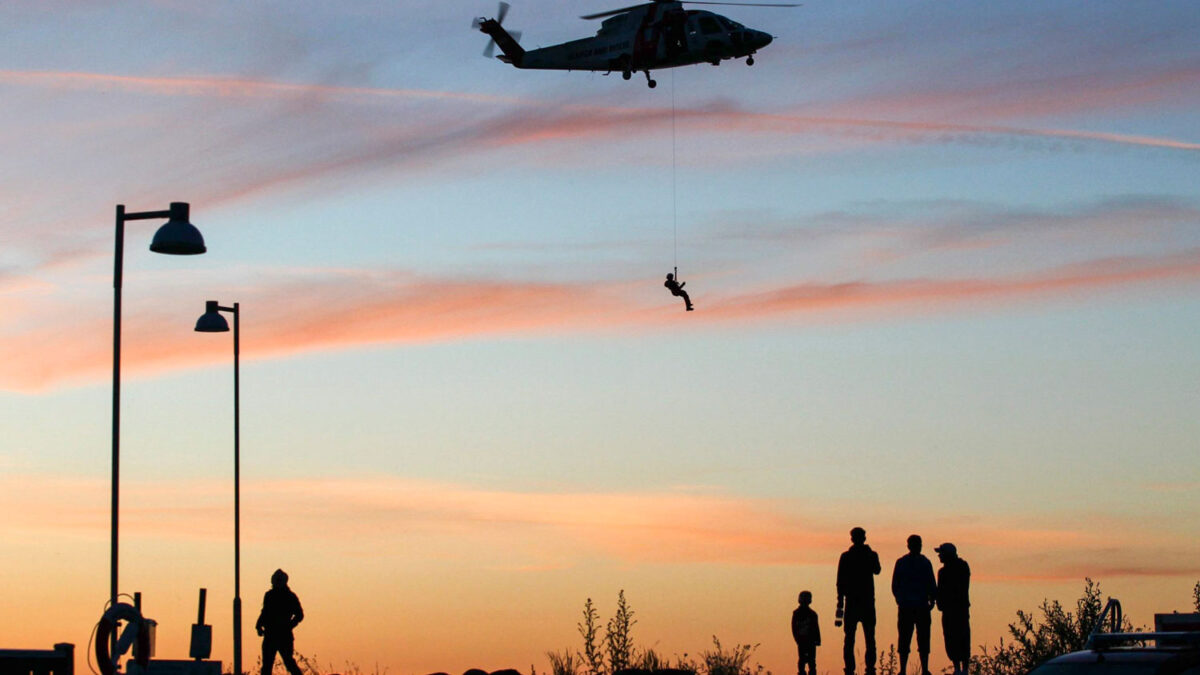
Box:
[701,251,1200,320]
[0,69,522,106]
[2,245,1197,392]
[794,64,1200,126]
[3,472,1195,579]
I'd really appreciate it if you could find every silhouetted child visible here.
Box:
[664,272,694,311]
[792,590,821,675]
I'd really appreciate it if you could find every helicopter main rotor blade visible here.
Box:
[682,1,800,6]
[581,2,652,20]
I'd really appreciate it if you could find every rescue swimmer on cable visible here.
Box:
[664,268,694,311]
[473,0,797,88]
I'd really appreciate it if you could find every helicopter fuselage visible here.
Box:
[477,3,774,86]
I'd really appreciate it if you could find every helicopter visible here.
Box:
[473,0,798,88]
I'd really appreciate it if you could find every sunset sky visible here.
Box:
[1,1,1198,674]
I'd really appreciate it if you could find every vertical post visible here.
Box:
[232,303,242,675]
[112,205,125,657]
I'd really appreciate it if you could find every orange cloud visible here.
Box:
[0,69,521,106]
[2,248,1198,392]
[4,473,1197,579]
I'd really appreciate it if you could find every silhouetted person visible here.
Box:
[664,272,693,311]
[792,590,821,675]
[892,534,937,675]
[935,543,971,675]
[256,569,304,675]
[837,527,881,675]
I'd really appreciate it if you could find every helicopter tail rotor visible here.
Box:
[475,2,522,59]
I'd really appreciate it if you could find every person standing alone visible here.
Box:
[256,569,305,675]
[836,527,881,675]
[892,535,937,675]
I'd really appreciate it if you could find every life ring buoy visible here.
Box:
[95,602,151,675]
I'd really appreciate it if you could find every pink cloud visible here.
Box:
[794,65,1200,126]
[700,251,1200,321]
[2,248,1198,392]
[1,69,1196,275]
[0,69,520,106]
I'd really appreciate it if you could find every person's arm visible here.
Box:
[792,610,802,644]
[891,558,902,600]
[925,559,937,609]
[255,593,268,635]
[871,549,881,575]
[814,612,821,646]
[291,594,304,628]
[835,554,846,604]
[935,569,944,611]
[963,561,971,607]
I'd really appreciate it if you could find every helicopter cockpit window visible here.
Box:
[718,18,744,30]
[699,16,722,34]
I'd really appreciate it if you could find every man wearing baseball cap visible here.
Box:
[935,543,971,675]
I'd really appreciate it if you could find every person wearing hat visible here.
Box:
[256,569,305,675]
[935,543,971,675]
[892,534,937,675]
[836,527,881,675]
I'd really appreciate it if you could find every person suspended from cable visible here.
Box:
[664,268,694,311]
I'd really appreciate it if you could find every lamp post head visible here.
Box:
[150,202,206,255]
[195,300,231,332]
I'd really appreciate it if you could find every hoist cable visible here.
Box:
[671,69,678,274]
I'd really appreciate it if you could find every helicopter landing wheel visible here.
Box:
[644,70,656,88]
[622,70,632,80]
[747,56,755,66]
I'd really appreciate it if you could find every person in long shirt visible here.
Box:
[256,569,305,675]
[892,535,938,675]
[836,527,881,675]
[935,543,972,675]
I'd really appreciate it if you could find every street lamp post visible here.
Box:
[111,202,206,619]
[195,301,241,675]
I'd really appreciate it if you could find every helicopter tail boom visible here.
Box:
[476,16,526,66]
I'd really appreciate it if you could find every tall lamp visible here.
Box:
[195,300,241,675]
[111,202,205,619]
